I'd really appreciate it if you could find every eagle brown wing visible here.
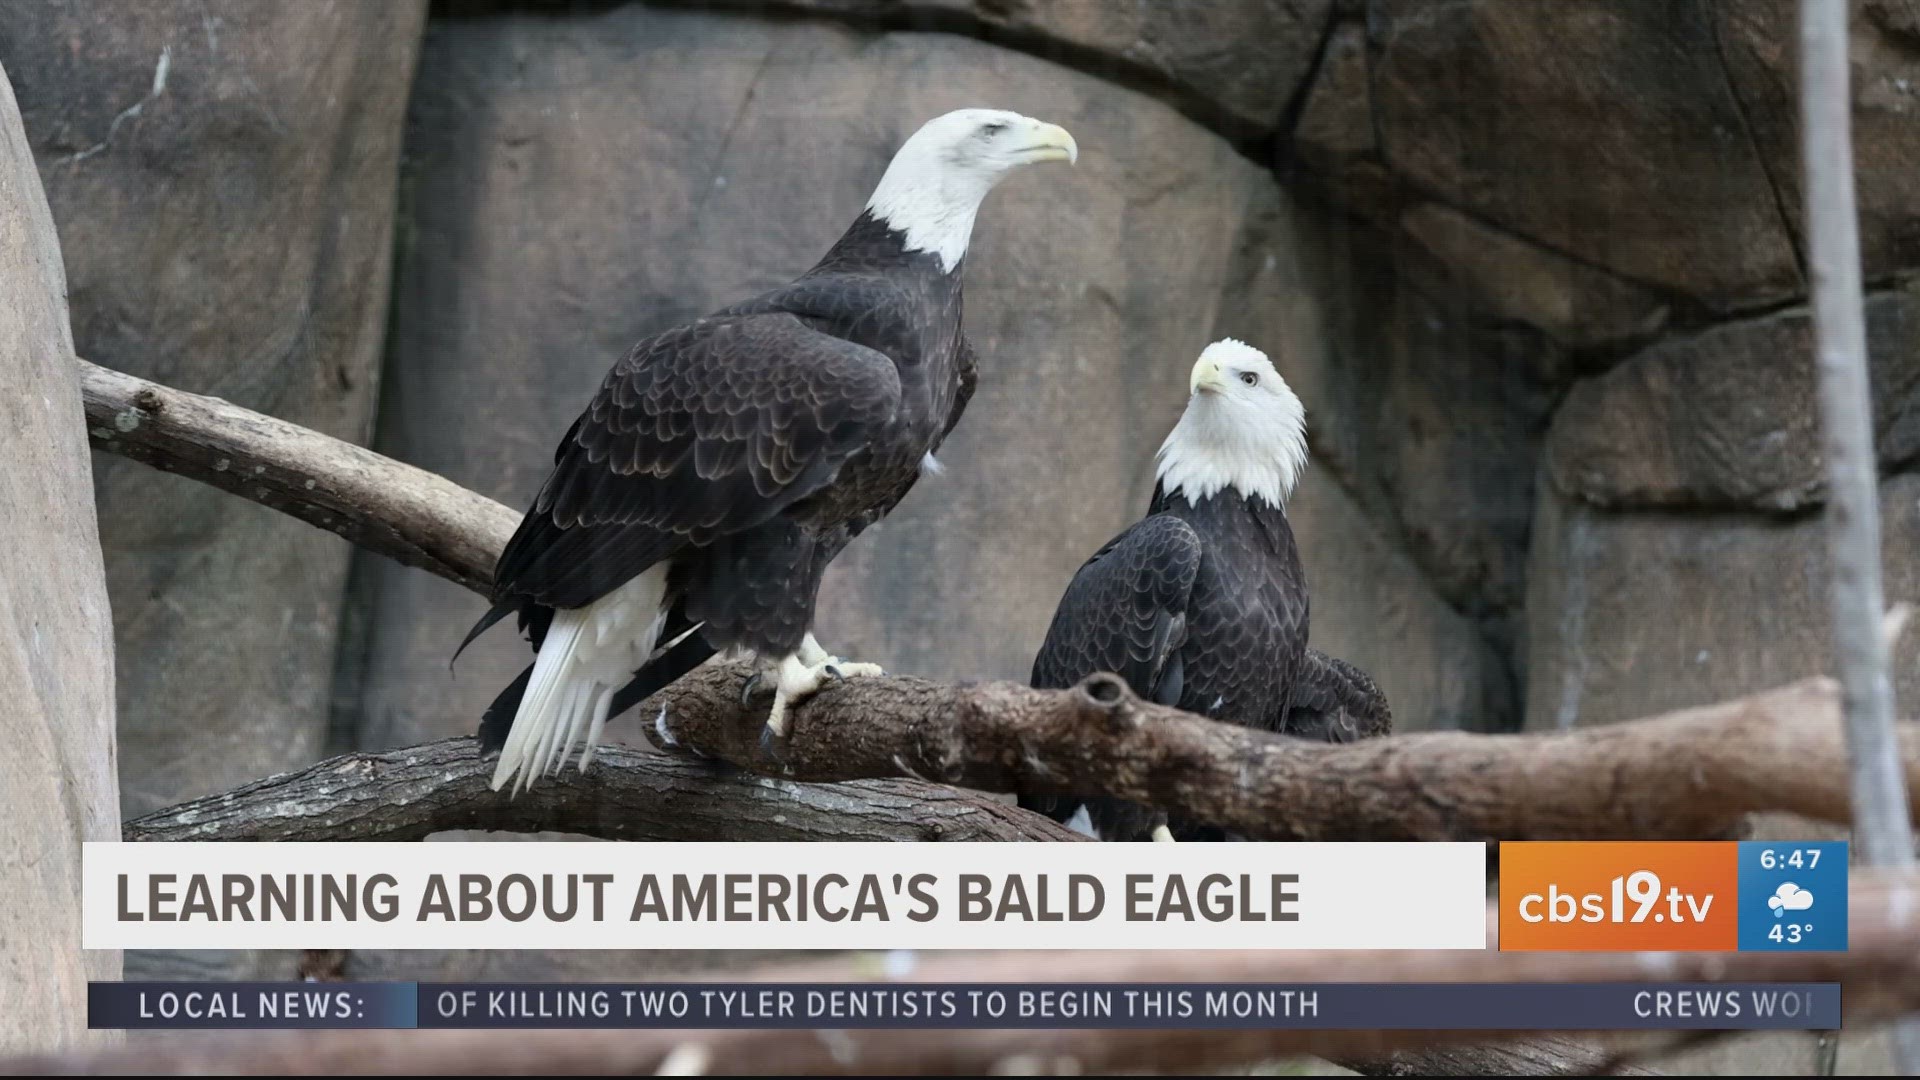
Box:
[1284,648,1393,742]
[1021,514,1202,836]
[1029,513,1204,702]
[489,312,902,613]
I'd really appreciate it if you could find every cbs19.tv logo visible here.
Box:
[1497,841,1848,952]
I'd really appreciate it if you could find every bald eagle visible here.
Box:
[465,109,1078,793]
[1021,339,1389,841]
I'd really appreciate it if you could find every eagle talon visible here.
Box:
[758,722,788,761]
[739,671,767,708]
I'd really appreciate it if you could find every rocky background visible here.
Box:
[3,0,1916,1069]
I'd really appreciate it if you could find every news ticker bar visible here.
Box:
[82,840,1851,952]
[89,982,1841,1032]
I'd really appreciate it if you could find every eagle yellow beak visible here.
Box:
[1020,122,1078,165]
[1190,356,1226,395]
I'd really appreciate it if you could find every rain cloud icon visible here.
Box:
[1768,882,1814,917]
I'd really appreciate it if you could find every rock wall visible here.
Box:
[0,0,426,983]
[1291,0,1920,732]
[1547,285,1920,512]
[756,0,1330,135]
[8,2,1916,1061]
[1282,6,1916,1067]
[1296,0,1920,314]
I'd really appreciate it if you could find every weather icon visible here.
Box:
[1768,882,1815,918]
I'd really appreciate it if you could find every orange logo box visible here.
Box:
[1498,842,1738,951]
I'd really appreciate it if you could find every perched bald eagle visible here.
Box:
[465,109,1078,793]
[1021,339,1389,842]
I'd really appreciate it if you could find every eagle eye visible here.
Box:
[1239,371,1259,387]
[979,121,1008,136]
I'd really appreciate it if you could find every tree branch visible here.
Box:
[1800,0,1917,870]
[120,664,1920,846]
[121,737,1083,843]
[1801,4,1920,1065]
[1345,1037,1658,1077]
[7,872,1916,1075]
[79,358,515,597]
[643,664,1917,841]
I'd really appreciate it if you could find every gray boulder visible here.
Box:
[1548,285,1920,512]
[0,58,121,1053]
[0,0,426,816]
[759,0,1331,135]
[1525,473,1920,731]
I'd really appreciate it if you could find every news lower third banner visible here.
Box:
[89,982,1841,1032]
[82,841,1489,951]
[86,840,1853,952]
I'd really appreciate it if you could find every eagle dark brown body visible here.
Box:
[466,108,1076,792]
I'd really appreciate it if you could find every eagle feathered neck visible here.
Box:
[1154,390,1308,509]
[863,155,995,273]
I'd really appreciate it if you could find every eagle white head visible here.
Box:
[1155,338,1309,507]
[866,108,1077,272]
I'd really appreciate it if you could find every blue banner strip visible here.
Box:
[89,981,1840,1031]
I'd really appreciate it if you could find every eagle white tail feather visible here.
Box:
[490,565,671,794]
[579,687,615,771]
[1065,805,1097,840]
